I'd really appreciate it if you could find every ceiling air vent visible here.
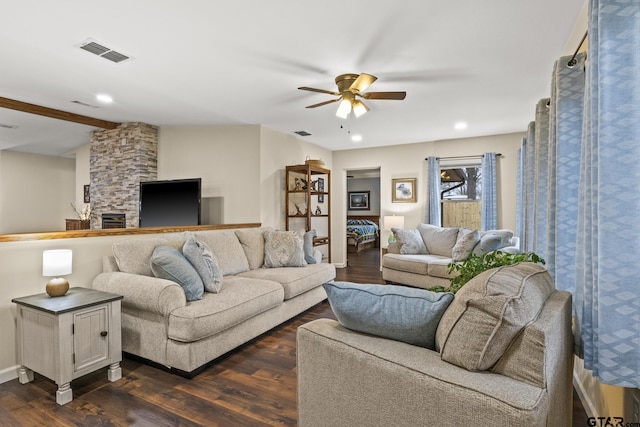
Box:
[78,39,131,63]
[0,123,18,130]
[71,100,98,108]
[294,130,311,136]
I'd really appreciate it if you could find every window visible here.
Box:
[440,166,482,200]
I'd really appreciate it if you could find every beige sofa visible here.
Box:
[382,224,520,289]
[298,263,573,427]
[93,226,335,376]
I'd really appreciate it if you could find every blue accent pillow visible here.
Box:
[323,281,454,349]
[182,235,222,293]
[304,229,317,264]
[150,245,204,301]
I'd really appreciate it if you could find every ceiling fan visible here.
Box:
[298,73,406,118]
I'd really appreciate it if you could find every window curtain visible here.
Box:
[574,0,640,388]
[546,53,585,293]
[515,141,525,243]
[533,99,550,261]
[424,157,441,226]
[523,121,536,253]
[480,152,497,230]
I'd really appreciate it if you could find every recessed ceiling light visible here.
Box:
[96,94,113,104]
[454,121,468,130]
[351,134,363,142]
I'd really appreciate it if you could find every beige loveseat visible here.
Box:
[298,263,573,427]
[382,224,520,289]
[93,226,335,376]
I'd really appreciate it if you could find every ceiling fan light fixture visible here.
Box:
[352,100,369,118]
[336,99,351,119]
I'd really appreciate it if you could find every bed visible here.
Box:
[346,216,380,252]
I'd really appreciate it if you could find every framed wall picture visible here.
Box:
[83,185,90,203]
[348,191,370,210]
[392,178,417,203]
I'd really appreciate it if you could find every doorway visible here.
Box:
[346,168,381,265]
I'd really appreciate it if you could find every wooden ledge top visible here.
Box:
[0,223,261,243]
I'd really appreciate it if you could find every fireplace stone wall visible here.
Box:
[90,122,158,229]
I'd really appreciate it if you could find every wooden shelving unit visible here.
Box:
[285,164,331,262]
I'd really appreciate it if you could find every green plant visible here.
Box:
[429,251,545,294]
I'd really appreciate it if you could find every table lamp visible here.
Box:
[383,215,405,244]
[43,249,72,297]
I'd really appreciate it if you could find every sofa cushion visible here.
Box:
[436,263,554,371]
[323,281,454,349]
[472,229,514,256]
[382,254,430,275]
[303,229,317,264]
[150,245,204,301]
[264,230,307,268]
[235,228,269,270]
[167,276,284,342]
[112,234,183,276]
[427,257,455,279]
[417,224,459,257]
[452,229,480,261]
[194,230,250,276]
[391,228,427,254]
[182,235,222,293]
[237,263,335,300]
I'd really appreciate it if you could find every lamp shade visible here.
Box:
[383,215,405,231]
[43,249,72,277]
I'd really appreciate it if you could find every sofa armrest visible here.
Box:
[297,319,548,427]
[93,272,186,316]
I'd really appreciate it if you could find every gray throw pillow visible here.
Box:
[150,245,204,301]
[304,229,317,264]
[416,224,459,257]
[391,228,428,254]
[182,235,222,293]
[264,230,307,268]
[436,263,554,371]
[452,230,480,261]
[472,230,514,255]
[323,281,454,349]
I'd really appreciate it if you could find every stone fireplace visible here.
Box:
[90,122,158,229]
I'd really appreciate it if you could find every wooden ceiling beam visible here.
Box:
[0,96,120,129]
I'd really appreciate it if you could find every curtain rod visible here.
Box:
[568,31,588,67]
[425,153,502,161]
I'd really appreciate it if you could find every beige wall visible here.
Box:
[0,151,75,234]
[158,125,262,224]
[73,143,90,206]
[331,132,523,267]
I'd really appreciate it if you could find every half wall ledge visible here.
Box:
[0,223,262,243]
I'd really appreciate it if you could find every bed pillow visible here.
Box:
[391,228,428,255]
[182,235,222,293]
[264,230,307,268]
[323,281,454,349]
[150,245,204,301]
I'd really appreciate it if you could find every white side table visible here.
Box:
[12,287,123,405]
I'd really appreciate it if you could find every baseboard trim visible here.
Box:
[0,365,19,384]
[574,368,597,419]
[333,262,346,268]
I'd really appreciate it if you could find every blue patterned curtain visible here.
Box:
[480,152,497,230]
[515,141,525,242]
[546,53,585,293]
[424,157,441,225]
[523,122,536,252]
[574,0,640,388]
[533,99,550,261]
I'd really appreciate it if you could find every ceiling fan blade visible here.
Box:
[305,98,340,108]
[298,86,340,96]
[361,91,407,100]
[349,73,377,93]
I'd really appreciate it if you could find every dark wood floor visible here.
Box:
[0,247,588,426]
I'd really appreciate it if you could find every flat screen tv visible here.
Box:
[139,178,201,227]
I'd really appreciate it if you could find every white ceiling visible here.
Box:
[0,0,586,156]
